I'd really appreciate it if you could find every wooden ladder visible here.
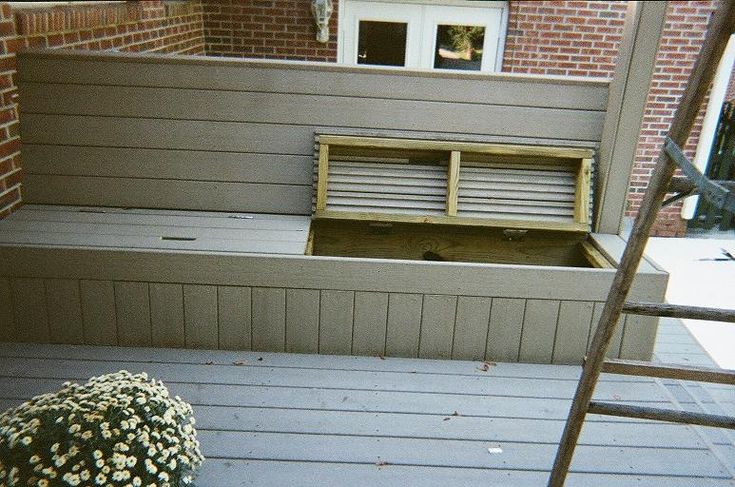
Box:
[548,1,735,485]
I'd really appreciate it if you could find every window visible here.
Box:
[339,1,508,72]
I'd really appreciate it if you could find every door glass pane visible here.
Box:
[433,25,485,71]
[357,20,408,66]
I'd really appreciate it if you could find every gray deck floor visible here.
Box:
[1,341,733,486]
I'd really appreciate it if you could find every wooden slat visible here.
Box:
[217,286,252,351]
[446,151,460,216]
[588,401,735,429]
[575,157,592,224]
[352,292,388,356]
[316,143,329,211]
[11,278,48,343]
[22,174,312,215]
[553,301,594,364]
[19,83,606,142]
[519,299,561,364]
[418,295,457,359]
[384,293,423,358]
[451,296,491,361]
[603,359,735,385]
[183,285,218,349]
[17,53,610,111]
[252,288,286,352]
[22,145,312,184]
[623,302,735,323]
[80,280,117,346]
[319,290,354,355]
[114,282,151,347]
[285,289,319,353]
[149,283,185,348]
[44,279,83,344]
[487,298,525,362]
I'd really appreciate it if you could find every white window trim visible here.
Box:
[337,0,509,72]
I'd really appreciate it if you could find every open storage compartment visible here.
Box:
[309,135,611,268]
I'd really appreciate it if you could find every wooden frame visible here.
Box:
[314,135,594,232]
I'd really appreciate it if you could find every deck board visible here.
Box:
[0,343,732,485]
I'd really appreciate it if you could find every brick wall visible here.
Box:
[0,0,206,218]
[202,0,337,61]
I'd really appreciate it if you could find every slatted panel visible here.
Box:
[149,283,185,348]
[457,164,579,222]
[16,51,606,213]
[80,280,117,346]
[320,160,447,215]
[11,278,48,343]
[44,279,83,345]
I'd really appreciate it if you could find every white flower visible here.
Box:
[20,436,32,445]
[95,473,107,485]
[93,450,103,460]
[29,455,41,464]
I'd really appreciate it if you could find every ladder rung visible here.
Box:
[602,359,735,385]
[588,401,735,429]
[623,301,735,323]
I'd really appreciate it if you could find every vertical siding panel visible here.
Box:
[0,278,14,341]
[452,296,492,360]
[590,301,624,358]
[352,292,389,356]
[80,280,117,345]
[553,301,594,364]
[149,283,185,348]
[115,282,151,347]
[319,290,354,355]
[183,285,218,349]
[252,287,286,352]
[285,288,319,353]
[11,278,48,343]
[619,314,659,360]
[218,286,252,351]
[520,299,560,364]
[385,293,422,358]
[486,298,524,362]
[45,279,83,344]
[418,294,457,359]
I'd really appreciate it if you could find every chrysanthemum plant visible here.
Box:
[0,371,204,486]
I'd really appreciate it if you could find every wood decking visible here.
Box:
[1,340,733,486]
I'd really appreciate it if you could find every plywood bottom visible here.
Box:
[311,220,611,268]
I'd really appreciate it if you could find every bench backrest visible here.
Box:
[17,50,609,215]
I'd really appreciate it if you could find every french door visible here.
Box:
[339,0,507,72]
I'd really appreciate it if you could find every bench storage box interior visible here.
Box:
[0,49,667,364]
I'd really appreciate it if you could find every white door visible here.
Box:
[339,1,507,72]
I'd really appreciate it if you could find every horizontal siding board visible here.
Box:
[285,289,319,354]
[319,290,354,355]
[20,83,605,142]
[44,279,83,344]
[22,175,311,215]
[149,283,185,348]
[80,280,117,346]
[217,286,252,351]
[21,114,315,154]
[0,247,667,303]
[183,285,219,349]
[11,278,48,343]
[12,206,310,230]
[16,55,609,110]
[252,288,286,352]
[22,145,312,184]
[114,281,151,347]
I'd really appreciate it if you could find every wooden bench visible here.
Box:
[0,49,667,364]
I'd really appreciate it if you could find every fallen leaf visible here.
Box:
[375,460,390,467]
[443,417,450,421]
[478,363,489,372]
[233,360,247,366]
[484,361,497,367]
[204,361,214,365]
[257,357,263,361]
[452,411,461,416]
[378,355,386,360]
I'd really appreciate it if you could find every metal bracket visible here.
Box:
[663,137,735,214]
